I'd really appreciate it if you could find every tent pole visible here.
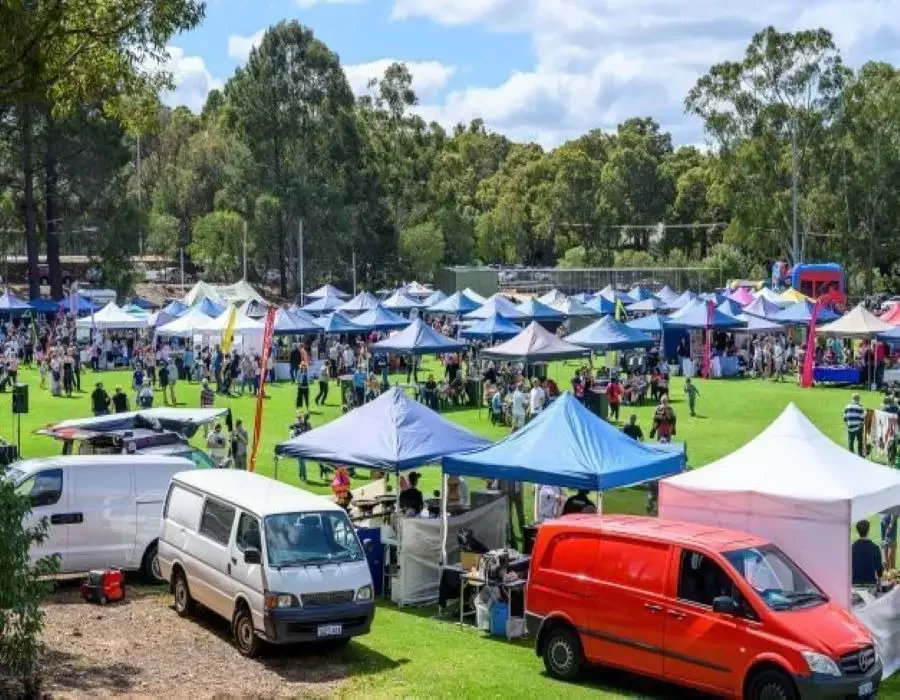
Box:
[597,490,602,515]
[440,470,449,565]
[273,456,279,481]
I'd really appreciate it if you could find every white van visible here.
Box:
[158,470,375,657]
[8,455,195,580]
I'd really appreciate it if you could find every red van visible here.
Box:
[526,515,880,699]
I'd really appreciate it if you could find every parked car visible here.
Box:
[158,470,375,657]
[526,515,880,699]
[9,454,197,581]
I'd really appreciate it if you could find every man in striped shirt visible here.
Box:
[844,393,865,456]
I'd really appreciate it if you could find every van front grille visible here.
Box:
[839,646,876,675]
[300,590,354,606]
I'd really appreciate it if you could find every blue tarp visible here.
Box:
[422,290,447,307]
[195,297,224,318]
[339,291,380,314]
[428,291,480,315]
[627,296,666,313]
[0,290,33,315]
[275,387,489,470]
[667,299,746,330]
[442,393,685,490]
[351,304,411,331]
[515,298,565,322]
[274,308,322,335]
[301,293,346,314]
[30,297,61,314]
[565,316,654,351]
[584,294,615,315]
[460,313,522,340]
[129,296,158,310]
[162,300,188,317]
[774,300,840,326]
[628,285,655,302]
[316,312,362,335]
[371,318,466,355]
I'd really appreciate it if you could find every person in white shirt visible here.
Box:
[528,378,545,421]
[538,484,565,522]
[511,382,527,430]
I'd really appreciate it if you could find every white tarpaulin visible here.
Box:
[75,302,148,330]
[660,403,900,610]
[391,497,508,606]
[856,587,900,678]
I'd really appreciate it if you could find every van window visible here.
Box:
[677,549,736,607]
[264,511,363,567]
[164,485,204,530]
[199,498,236,545]
[15,469,63,507]
[542,534,600,578]
[235,513,261,552]
[597,537,670,595]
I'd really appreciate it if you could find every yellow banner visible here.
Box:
[221,306,237,354]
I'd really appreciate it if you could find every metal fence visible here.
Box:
[498,267,723,296]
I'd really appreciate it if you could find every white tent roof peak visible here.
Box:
[817,303,894,338]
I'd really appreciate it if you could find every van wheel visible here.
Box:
[542,626,583,681]
[173,571,194,617]
[141,542,163,583]
[233,605,262,658]
[746,668,798,700]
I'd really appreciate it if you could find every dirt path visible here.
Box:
[40,586,352,698]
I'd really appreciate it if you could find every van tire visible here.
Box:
[141,542,163,583]
[233,604,262,658]
[746,667,798,700]
[542,626,583,681]
[173,570,194,617]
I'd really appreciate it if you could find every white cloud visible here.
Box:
[296,0,366,8]
[391,0,900,147]
[344,59,457,102]
[227,29,265,63]
[157,46,223,113]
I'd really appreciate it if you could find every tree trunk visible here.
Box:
[44,107,63,299]
[21,105,40,300]
[277,212,287,298]
[866,210,875,295]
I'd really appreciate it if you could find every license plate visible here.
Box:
[317,623,342,637]
[858,681,874,697]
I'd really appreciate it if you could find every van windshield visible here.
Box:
[724,544,827,611]
[264,511,364,568]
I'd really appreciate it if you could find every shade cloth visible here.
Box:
[428,291,481,315]
[371,318,465,355]
[459,313,522,340]
[817,303,894,339]
[351,304,411,331]
[75,302,148,330]
[464,293,526,321]
[443,393,684,490]
[274,386,489,470]
[338,291,380,314]
[660,403,900,609]
[307,284,350,299]
[515,298,565,322]
[480,321,590,362]
[564,316,654,351]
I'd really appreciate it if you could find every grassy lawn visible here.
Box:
[7,362,900,697]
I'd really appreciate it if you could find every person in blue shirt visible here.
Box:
[352,365,366,406]
[852,519,884,585]
[490,388,503,425]
[183,347,194,383]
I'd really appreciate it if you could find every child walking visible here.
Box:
[684,377,700,417]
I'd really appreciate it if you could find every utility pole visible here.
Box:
[242,220,248,280]
[791,116,800,265]
[352,250,357,296]
[297,219,304,303]
[136,133,143,256]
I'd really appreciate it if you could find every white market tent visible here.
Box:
[182,280,225,307]
[75,302,149,331]
[817,303,894,338]
[156,306,213,338]
[197,306,264,337]
[217,279,267,305]
[754,287,789,307]
[660,404,900,610]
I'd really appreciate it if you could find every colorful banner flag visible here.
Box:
[703,299,714,378]
[801,302,822,388]
[614,299,627,322]
[221,305,237,354]
[250,307,276,472]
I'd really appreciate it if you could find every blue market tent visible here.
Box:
[382,290,422,311]
[628,285,655,302]
[195,297,225,317]
[597,285,633,304]
[667,298,747,330]
[58,294,100,315]
[664,290,698,311]
[742,296,783,321]
[338,291,380,314]
[551,297,599,318]
[443,393,685,490]
[371,318,466,355]
[428,291,480,316]
[301,293,346,314]
[274,308,322,336]
[584,294,615,315]
[774,300,840,326]
[275,387,490,471]
[717,298,744,318]
[515,298,565,322]
[738,314,785,333]
[128,296,158,310]
[655,285,678,304]
[0,290,33,316]
[565,316,654,351]
[316,311,362,335]
[877,326,900,343]
[422,290,448,308]
[481,321,589,363]
[30,297,62,315]
[351,304,411,331]
[464,293,527,321]
[572,292,594,304]
[460,313,522,341]
[308,284,350,299]
[626,313,670,334]
[162,300,188,317]
[626,296,666,313]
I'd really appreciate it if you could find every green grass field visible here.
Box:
[7,363,900,698]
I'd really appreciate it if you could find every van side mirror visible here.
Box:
[712,596,739,615]
[243,547,261,565]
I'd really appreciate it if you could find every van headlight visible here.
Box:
[264,592,300,609]
[801,651,841,677]
[355,585,373,602]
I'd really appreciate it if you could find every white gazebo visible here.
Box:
[75,302,148,331]
[818,303,894,338]
[156,306,213,338]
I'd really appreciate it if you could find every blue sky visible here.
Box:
[162,0,900,148]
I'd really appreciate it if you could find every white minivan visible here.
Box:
[158,470,375,657]
[8,454,196,580]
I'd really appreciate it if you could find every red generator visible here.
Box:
[80,569,125,605]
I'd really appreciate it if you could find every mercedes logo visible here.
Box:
[859,649,875,672]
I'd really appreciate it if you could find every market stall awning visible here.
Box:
[515,298,565,322]
[156,306,213,337]
[461,287,487,305]
[421,290,447,308]
[663,290,698,311]
[351,304,412,331]
[666,298,746,330]
[717,298,744,318]
[742,296,783,320]
[30,297,62,314]
[275,386,489,470]
[626,296,666,313]
[550,297,599,318]
[463,293,527,321]
[301,292,347,314]
[737,314,786,333]
[480,321,590,362]
[565,316,654,351]
[583,294,615,315]
[537,289,568,306]
[194,296,225,318]
[0,290,33,315]
[371,318,465,355]
[597,285,633,304]
[817,303,893,338]
[655,285,678,304]
[626,313,669,334]
[756,287,790,305]
[59,294,100,315]
[307,284,350,299]
[400,281,433,298]
[75,302,148,330]
[459,313,522,340]
[162,300,188,317]
[443,393,684,490]
[316,311,362,335]
[273,307,322,335]
[773,300,840,326]
[627,285,655,302]
[197,306,263,336]
[428,291,480,315]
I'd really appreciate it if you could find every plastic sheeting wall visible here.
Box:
[856,587,900,679]
[391,497,508,606]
